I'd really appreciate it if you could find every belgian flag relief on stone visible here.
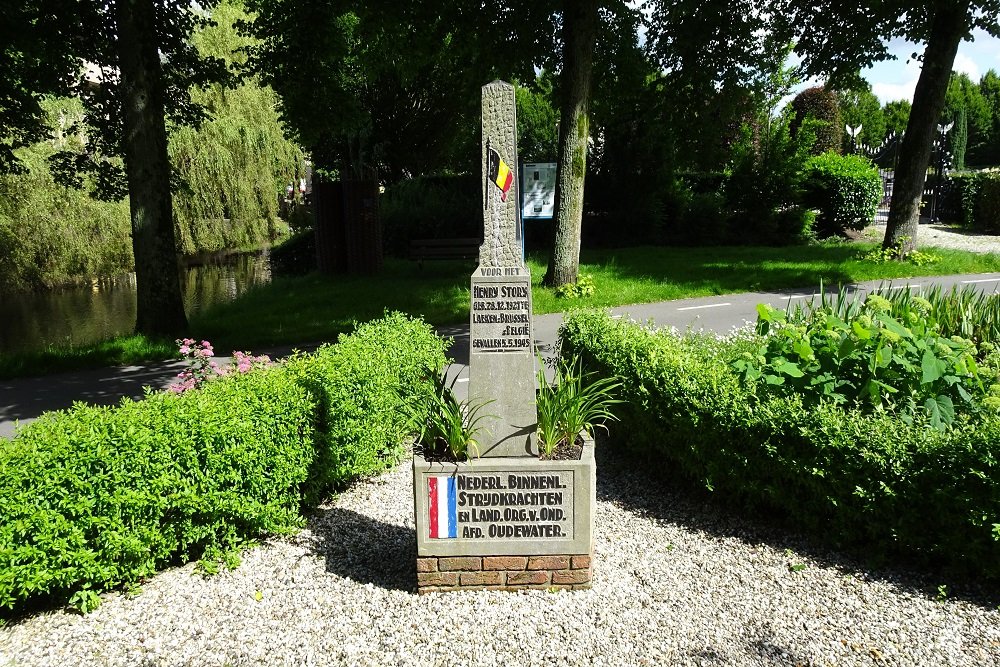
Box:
[487,145,514,202]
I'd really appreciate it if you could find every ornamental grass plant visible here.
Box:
[536,353,622,459]
[409,370,493,462]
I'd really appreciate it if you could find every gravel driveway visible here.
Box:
[3,444,998,667]
[865,223,1000,255]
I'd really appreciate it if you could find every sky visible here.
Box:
[861,28,1000,104]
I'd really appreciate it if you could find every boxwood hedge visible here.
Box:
[0,313,446,613]
[561,311,1000,582]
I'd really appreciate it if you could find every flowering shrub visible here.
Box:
[169,338,271,393]
[0,313,447,615]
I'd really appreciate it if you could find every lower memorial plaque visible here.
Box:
[413,436,595,558]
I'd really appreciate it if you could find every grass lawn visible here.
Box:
[4,241,1000,379]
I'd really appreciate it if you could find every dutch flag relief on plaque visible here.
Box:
[427,476,458,539]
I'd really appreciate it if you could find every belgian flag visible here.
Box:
[488,146,514,202]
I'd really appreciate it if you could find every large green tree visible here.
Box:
[782,0,1000,255]
[170,0,305,254]
[980,69,1000,165]
[945,71,992,166]
[544,0,599,287]
[883,99,912,137]
[2,0,228,336]
[244,0,507,180]
[837,81,887,150]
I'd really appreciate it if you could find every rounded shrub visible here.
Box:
[801,152,881,236]
[790,86,842,155]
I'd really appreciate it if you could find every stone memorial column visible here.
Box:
[469,80,537,458]
[412,81,594,594]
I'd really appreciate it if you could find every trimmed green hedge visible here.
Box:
[0,313,446,613]
[938,170,1000,231]
[561,311,1000,582]
[801,152,882,235]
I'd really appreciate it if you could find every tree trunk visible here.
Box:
[543,0,598,287]
[882,0,970,255]
[115,0,188,336]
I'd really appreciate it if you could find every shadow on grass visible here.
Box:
[592,431,1000,612]
[575,245,861,295]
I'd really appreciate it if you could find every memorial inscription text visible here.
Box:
[454,471,573,540]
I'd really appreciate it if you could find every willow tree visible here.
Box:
[169,0,305,255]
[3,0,229,336]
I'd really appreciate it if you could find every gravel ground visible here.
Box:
[2,444,998,667]
[865,223,1000,254]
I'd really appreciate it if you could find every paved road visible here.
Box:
[4,272,1000,439]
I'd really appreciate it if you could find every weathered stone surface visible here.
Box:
[439,557,482,572]
[469,81,537,458]
[417,572,459,587]
[459,571,504,586]
[551,569,591,585]
[506,570,550,586]
[478,81,521,269]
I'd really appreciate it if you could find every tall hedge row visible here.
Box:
[0,313,446,613]
[560,311,1000,582]
[938,170,1000,231]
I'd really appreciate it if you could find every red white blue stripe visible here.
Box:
[428,475,458,539]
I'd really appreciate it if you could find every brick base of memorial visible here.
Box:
[416,555,592,593]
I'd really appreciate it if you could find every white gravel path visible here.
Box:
[865,223,1000,255]
[2,444,998,667]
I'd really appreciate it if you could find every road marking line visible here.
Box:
[676,302,732,311]
[785,294,811,299]
[887,284,920,290]
[961,278,999,284]
[455,377,469,383]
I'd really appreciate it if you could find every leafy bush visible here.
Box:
[938,170,1000,231]
[560,310,1000,582]
[975,172,1000,233]
[554,274,596,299]
[725,117,815,244]
[0,367,316,612]
[0,313,447,613]
[938,171,984,228]
[535,354,621,458]
[801,152,881,235]
[283,312,447,503]
[790,85,842,155]
[735,297,990,430]
[410,371,492,461]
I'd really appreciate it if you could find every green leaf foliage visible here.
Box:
[0,313,446,614]
[282,312,447,504]
[560,310,1000,583]
[801,152,882,235]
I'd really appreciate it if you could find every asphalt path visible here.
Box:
[4,272,1000,439]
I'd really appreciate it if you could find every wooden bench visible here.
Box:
[410,238,480,269]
